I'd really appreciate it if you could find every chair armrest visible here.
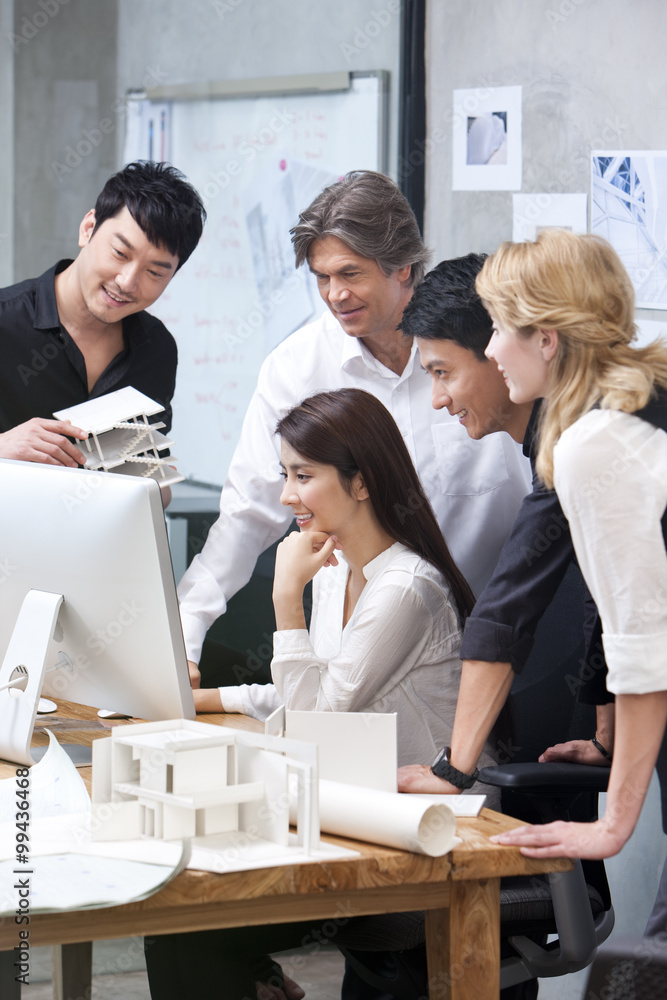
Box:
[479,761,610,793]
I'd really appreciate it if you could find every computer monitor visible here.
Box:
[0,459,195,765]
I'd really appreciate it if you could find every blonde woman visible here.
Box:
[475,228,667,861]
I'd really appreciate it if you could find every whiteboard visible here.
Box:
[124,73,387,486]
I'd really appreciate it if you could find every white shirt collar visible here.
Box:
[337,321,418,381]
[363,541,410,582]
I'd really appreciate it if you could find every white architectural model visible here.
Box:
[91,719,325,866]
[89,717,463,868]
[55,386,184,487]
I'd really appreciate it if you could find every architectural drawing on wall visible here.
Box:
[591,152,667,310]
[55,386,184,487]
[452,85,522,191]
[242,159,334,353]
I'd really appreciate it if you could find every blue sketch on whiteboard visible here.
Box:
[591,152,667,310]
[243,159,334,353]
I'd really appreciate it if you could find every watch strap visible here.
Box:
[431,746,479,790]
[591,735,613,762]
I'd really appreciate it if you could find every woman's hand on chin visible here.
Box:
[274,530,338,591]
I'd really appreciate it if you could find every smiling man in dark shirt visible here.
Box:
[0,160,205,466]
[397,253,615,798]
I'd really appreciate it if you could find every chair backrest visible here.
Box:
[583,935,667,1000]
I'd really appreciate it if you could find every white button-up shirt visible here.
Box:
[178,310,532,662]
[554,408,667,696]
[218,542,498,791]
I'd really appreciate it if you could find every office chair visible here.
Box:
[341,564,615,998]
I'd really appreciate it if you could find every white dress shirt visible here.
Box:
[178,310,532,662]
[554,408,667,695]
[218,543,498,786]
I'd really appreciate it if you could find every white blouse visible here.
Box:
[218,542,498,778]
[554,408,667,696]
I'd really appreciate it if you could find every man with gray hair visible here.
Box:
[177,170,532,686]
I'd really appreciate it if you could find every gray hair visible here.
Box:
[290,170,431,287]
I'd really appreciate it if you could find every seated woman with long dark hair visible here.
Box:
[194,387,495,777]
[146,389,497,1000]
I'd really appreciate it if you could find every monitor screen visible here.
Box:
[0,459,195,735]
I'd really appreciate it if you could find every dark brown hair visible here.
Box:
[276,388,474,620]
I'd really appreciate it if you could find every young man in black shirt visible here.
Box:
[0,160,205,467]
[397,253,616,798]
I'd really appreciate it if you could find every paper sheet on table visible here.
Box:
[188,834,358,874]
[315,780,461,857]
[0,734,188,912]
[0,731,91,824]
[0,815,188,914]
[406,793,486,817]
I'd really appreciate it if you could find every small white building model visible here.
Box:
[91,719,322,866]
[55,386,184,487]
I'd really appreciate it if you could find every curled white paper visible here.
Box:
[317,779,459,857]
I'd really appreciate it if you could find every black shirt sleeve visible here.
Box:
[460,461,575,672]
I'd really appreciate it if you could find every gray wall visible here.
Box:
[115,0,401,178]
[0,2,15,286]
[7,0,402,282]
[12,0,119,278]
[425,0,667,268]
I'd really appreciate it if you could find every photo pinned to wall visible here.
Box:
[512,193,587,242]
[452,85,522,191]
[591,152,667,310]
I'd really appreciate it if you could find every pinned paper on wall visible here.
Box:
[592,152,667,310]
[512,193,587,242]
[452,85,522,191]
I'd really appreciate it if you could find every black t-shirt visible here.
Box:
[0,260,178,433]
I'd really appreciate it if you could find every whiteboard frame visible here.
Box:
[142,70,389,173]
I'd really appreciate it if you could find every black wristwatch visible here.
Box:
[431,746,479,790]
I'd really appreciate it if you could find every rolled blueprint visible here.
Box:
[317,779,458,857]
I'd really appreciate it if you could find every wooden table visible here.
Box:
[0,701,571,1000]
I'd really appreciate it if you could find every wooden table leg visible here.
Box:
[425,878,500,1000]
[52,942,92,1000]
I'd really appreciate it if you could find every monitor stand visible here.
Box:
[0,590,64,766]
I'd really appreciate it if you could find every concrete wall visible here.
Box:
[8,0,402,279]
[425,0,667,273]
[12,0,119,279]
[115,0,401,177]
[0,2,15,285]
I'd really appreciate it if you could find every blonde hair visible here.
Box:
[476,229,667,486]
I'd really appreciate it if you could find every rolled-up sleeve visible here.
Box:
[554,409,667,695]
